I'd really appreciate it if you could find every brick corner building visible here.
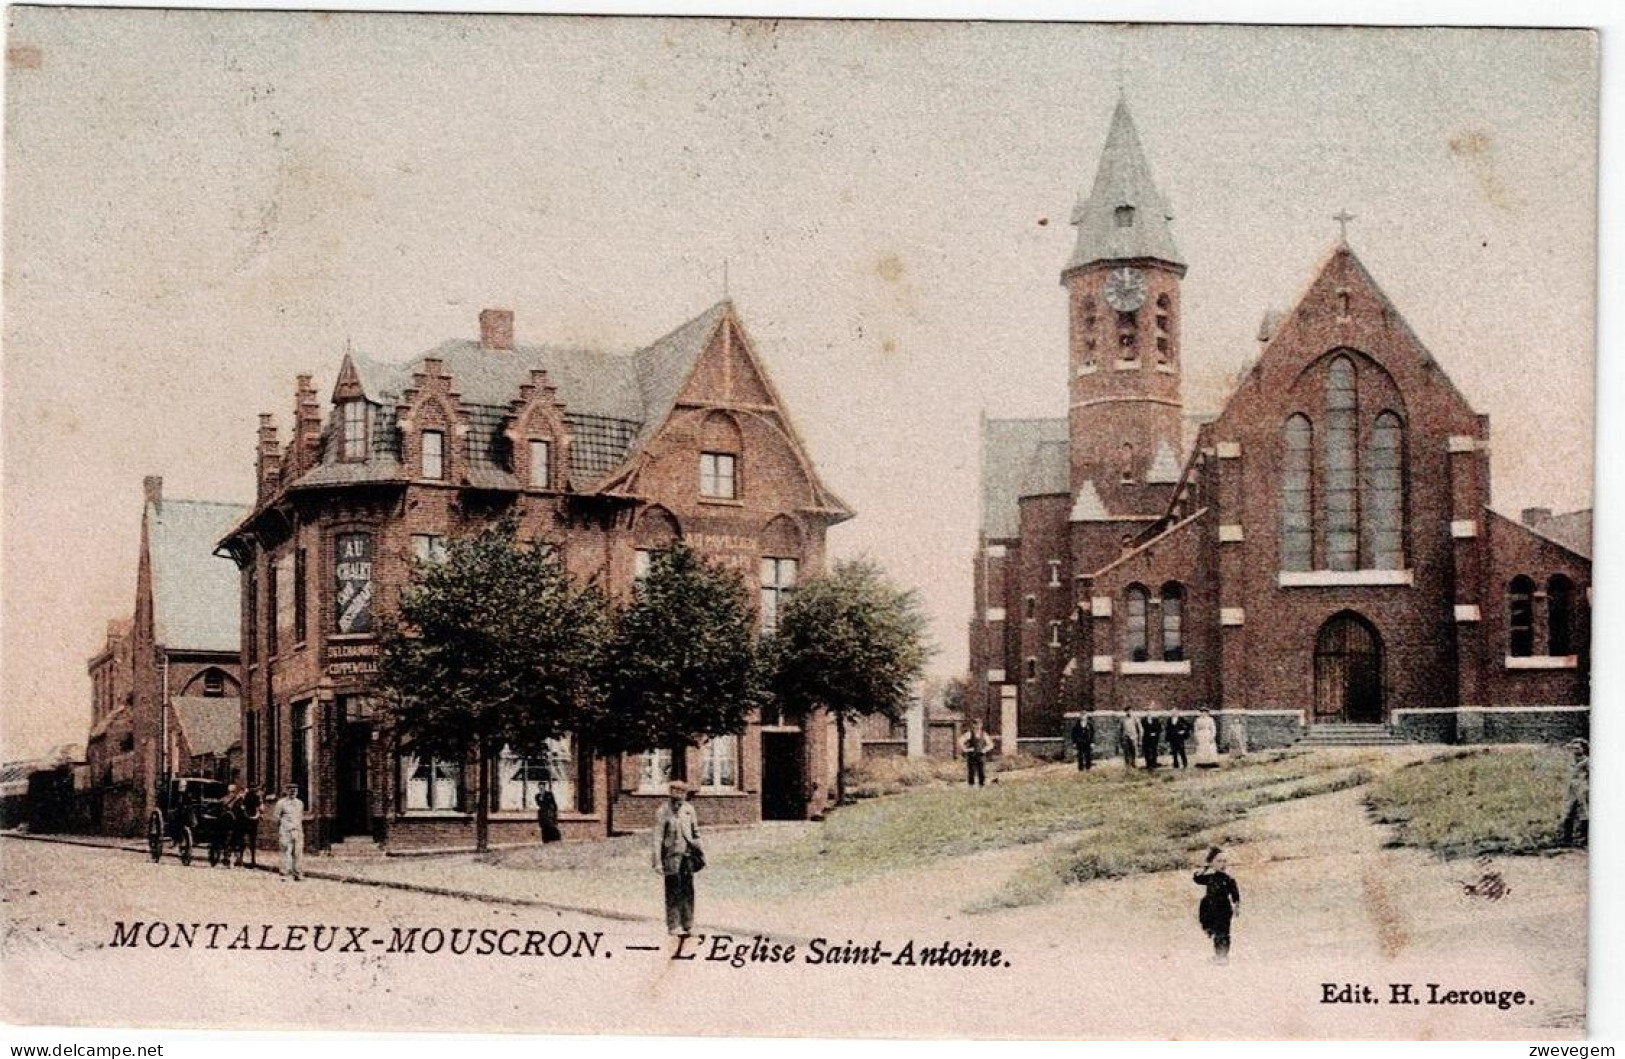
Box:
[970,100,1590,753]
[219,301,852,852]
[85,476,247,835]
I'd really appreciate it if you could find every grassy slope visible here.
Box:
[710,751,1382,909]
[1363,746,1573,859]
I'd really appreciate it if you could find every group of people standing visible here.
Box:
[1069,706,1223,771]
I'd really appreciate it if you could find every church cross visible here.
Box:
[1333,209,1356,244]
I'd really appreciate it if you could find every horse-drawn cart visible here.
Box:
[146,776,233,866]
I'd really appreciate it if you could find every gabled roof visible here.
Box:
[631,301,733,451]
[1067,99,1184,272]
[981,417,1068,538]
[171,696,242,758]
[148,498,249,653]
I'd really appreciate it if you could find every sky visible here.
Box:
[0,14,1599,758]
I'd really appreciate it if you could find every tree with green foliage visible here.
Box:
[770,558,931,806]
[594,544,766,823]
[376,520,609,852]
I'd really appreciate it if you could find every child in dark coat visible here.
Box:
[1194,846,1241,963]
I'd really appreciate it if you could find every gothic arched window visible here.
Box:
[1363,411,1405,569]
[1508,576,1535,657]
[1124,584,1149,662]
[1323,357,1359,571]
[1281,414,1313,571]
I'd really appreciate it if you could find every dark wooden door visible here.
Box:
[760,732,805,821]
[337,721,373,836]
[1314,613,1383,723]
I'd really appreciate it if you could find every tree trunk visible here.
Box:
[835,711,847,807]
[604,753,619,837]
[475,739,491,853]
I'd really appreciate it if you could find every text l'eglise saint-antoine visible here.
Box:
[1321,982,1532,1010]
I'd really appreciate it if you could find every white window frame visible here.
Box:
[496,739,573,814]
[699,736,739,791]
[421,429,445,480]
[700,452,738,499]
[401,752,463,813]
[634,548,655,583]
[637,748,674,793]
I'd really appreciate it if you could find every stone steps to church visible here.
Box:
[1297,724,1409,748]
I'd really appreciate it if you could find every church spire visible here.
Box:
[1066,98,1184,274]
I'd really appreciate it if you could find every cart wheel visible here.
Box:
[178,826,193,866]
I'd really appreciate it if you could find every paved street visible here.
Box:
[1,766,1588,1039]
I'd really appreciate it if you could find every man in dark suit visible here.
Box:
[1166,712,1191,769]
[1141,714,1162,769]
[1070,714,1095,771]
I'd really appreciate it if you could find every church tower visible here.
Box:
[1063,100,1186,527]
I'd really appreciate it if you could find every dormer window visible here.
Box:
[341,400,368,461]
[529,439,552,489]
[421,430,444,480]
[1115,205,1135,228]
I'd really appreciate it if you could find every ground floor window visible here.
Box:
[497,739,574,813]
[401,752,462,812]
[700,736,739,790]
[638,747,673,792]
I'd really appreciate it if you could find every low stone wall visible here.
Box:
[1393,707,1588,745]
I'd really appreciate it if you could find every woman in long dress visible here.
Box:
[1192,708,1220,768]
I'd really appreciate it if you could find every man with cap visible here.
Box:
[652,780,701,935]
[273,783,305,881]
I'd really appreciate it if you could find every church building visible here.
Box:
[970,101,1590,751]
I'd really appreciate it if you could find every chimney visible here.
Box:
[1522,507,1553,528]
[256,414,282,503]
[289,375,324,475]
[143,475,163,510]
[480,308,514,351]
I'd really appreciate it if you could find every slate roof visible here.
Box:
[1515,508,1592,560]
[171,696,242,757]
[1067,99,1184,271]
[148,499,249,653]
[1020,439,1071,497]
[981,418,1068,538]
[298,302,731,494]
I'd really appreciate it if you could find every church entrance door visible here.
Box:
[1313,612,1384,724]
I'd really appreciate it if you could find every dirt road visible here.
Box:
[1,775,1586,1038]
